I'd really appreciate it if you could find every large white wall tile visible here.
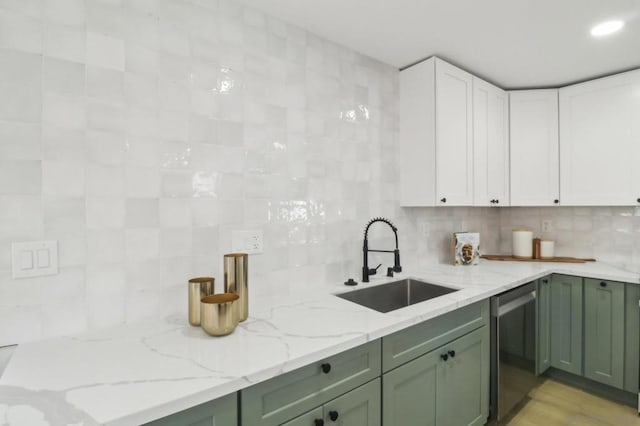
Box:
[0,122,41,161]
[86,32,125,70]
[43,57,85,95]
[0,160,41,195]
[42,161,84,197]
[43,22,86,62]
[0,10,42,53]
[0,83,41,122]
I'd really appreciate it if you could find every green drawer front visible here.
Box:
[145,392,237,426]
[382,300,489,372]
[282,407,323,426]
[241,340,381,426]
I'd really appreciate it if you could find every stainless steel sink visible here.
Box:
[336,278,458,313]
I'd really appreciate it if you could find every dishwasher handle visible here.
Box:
[494,291,536,317]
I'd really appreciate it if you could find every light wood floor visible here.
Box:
[505,378,640,425]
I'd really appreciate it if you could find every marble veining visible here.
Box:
[1,261,638,425]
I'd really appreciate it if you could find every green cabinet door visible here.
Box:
[436,326,490,426]
[536,277,551,375]
[624,284,640,393]
[383,326,489,426]
[550,274,583,376]
[323,378,380,426]
[584,278,625,388]
[382,347,439,426]
[282,407,323,426]
[145,393,237,426]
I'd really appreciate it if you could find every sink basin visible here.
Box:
[336,278,458,313]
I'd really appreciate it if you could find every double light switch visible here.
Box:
[11,240,58,279]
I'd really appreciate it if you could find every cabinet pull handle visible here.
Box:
[314,420,325,426]
[542,279,549,284]
[329,411,339,422]
[600,281,607,287]
[448,350,456,358]
[440,353,449,361]
[321,363,331,374]
[440,197,447,203]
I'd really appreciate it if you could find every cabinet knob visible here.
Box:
[542,279,549,284]
[440,353,449,361]
[329,411,339,422]
[637,198,640,203]
[554,199,559,204]
[495,199,499,204]
[440,197,447,203]
[321,363,331,374]
[600,281,607,287]
[448,350,456,358]
[314,420,325,426]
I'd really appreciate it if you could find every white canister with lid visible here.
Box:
[512,229,533,258]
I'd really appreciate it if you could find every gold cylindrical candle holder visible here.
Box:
[201,293,239,336]
[188,277,215,326]
[224,253,248,322]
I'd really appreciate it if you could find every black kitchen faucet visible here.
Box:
[362,217,402,283]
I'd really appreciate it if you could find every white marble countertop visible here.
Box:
[1,260,638,425]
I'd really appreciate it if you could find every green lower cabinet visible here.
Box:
[536,277,551,375]
[241,340,381,426]
[583,279,625,389]
[284,379,381,426]
[383,326,489,426]
[383,347,438,426]
[624,284,640,393]
[323,378,380,426]
[144,393,237,426]
[550,274,583,376]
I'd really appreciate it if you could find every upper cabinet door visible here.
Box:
[435,59,474,206]
[399,58,436,206]
[473,77,509,206]
[509,90,559,206]
[559,70,640,206]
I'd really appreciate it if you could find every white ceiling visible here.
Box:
[240,0,640,88]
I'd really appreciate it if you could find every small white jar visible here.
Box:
[540,240,555,259]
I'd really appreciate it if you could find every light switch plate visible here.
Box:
[231,230,263,254]
[11,240,58,279]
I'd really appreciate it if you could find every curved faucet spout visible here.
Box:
[362,217,402,283]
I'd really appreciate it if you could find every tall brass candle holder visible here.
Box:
[224,253,248,322]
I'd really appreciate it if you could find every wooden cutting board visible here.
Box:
[481,254,596,263]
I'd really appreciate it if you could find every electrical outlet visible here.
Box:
[542,220,553,232]
[231,230,263,254]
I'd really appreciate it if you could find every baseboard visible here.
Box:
[544,367,637,408]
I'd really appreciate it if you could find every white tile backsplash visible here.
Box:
[0,0,634,347]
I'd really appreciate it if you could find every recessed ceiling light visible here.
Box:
[590,20,625,37]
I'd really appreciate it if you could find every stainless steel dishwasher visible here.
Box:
[489,281,538,423]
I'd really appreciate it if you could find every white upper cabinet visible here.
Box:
[399,58,436,206]
[509,90,559,206]
[435,59,474,206]
[559,69,640,206]
[473,78,509,206]
[398,58,473,207]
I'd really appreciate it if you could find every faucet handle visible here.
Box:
[368,263,382,275]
